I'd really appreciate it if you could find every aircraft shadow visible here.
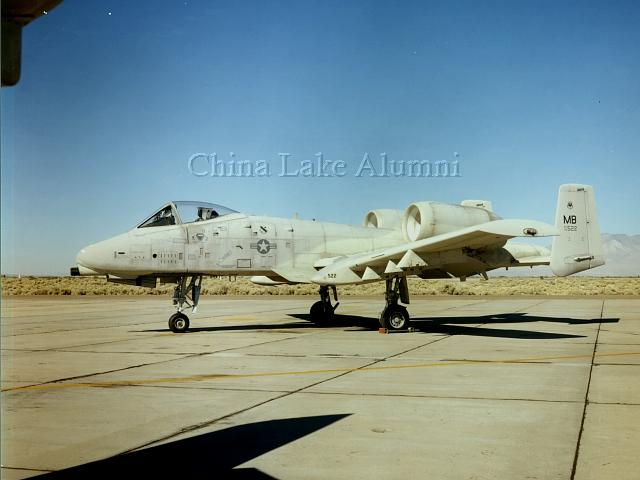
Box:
[407,312,620,339]
[412,312,620,326]
[287,312,619,340]
[412,323,582,339]
[35,414,350,479]
[139,321,317,334]
[140,312,618,340]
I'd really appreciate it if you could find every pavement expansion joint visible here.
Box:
[300,390,586,404]
[569,298,604,480]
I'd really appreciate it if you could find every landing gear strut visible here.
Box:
[379,276,411,331]
[168,275,202,333]
[309,285,339,325]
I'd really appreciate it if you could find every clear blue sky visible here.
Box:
[2,0,639,275]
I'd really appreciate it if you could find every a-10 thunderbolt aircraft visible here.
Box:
[71,184,604,333]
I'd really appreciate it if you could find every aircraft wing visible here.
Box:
[311,219,557,285]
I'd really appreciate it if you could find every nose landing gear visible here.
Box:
[168,275,202,333]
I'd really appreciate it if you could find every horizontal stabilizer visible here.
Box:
[514,255,551,266]
[504,243,551,267]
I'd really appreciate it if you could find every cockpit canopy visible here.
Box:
[137,201,238,228]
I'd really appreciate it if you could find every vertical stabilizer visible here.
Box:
[550,184,605,276]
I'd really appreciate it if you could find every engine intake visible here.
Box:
[363,209,404,229]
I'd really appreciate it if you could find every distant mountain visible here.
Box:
[597,233,640,276]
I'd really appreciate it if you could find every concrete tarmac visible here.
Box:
[1,296,639,479]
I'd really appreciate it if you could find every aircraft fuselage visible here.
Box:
[77,213,405,279]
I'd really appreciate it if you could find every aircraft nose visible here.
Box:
[76,240,113,271]
[76,244,96,268]
[75,233,129,273]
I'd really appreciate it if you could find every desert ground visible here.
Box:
[1,275,639,297]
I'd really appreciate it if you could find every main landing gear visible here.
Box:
[168,275,202,333]
[309,285,339,325]
[379,276,411,331]
[308,276,411,331]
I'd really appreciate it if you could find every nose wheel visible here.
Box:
[168,312,190,333]
[168,275,202,333]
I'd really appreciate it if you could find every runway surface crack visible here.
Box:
[570,298,604,480]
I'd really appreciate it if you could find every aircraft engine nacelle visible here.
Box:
[402,202,499,241]
[363,209,405,230]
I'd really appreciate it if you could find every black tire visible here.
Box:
[309,301,333,326]
[169,312,190,333]
[380,305,410,331]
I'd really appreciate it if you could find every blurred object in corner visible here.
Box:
[2,0,63,86]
